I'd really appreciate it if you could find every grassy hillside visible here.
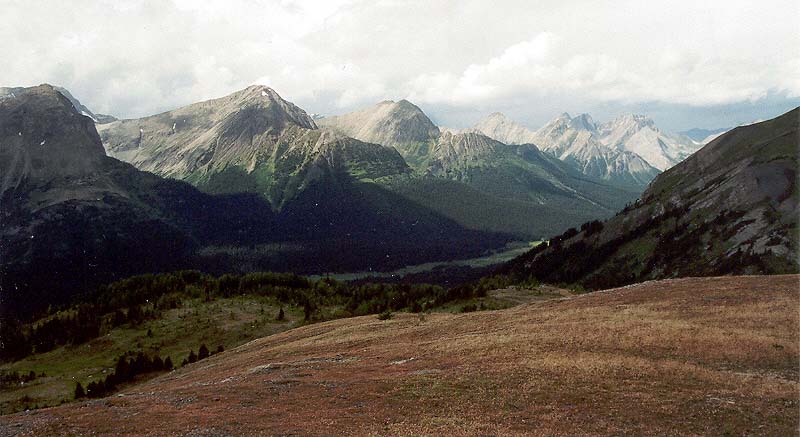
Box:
[0,270,528,414]
[504,108,799,289]
[4,275,797,435]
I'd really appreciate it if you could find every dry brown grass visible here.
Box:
[2,275,798,436]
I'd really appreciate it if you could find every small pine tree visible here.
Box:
[198,344,209,360]
[147,328,153,337]
[164,356,173,370]
[188,350,197,364]
[277,307,285,321]
[74,382,85,399]
[216,345,224,354]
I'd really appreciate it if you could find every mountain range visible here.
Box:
[101,91,641,240]
[5,83,786,316]
[504,107,799,289]
[468,111,702,187]
[0,85,505,316]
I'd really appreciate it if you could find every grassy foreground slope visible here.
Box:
[3,275,797,435]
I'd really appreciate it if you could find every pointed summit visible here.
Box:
[599,113,698,170]
[533,112,659,187]
[99,86,408,207]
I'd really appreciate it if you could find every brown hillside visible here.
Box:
[2,275,798,436]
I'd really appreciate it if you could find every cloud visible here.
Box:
[0,0,797,129]
[407,30,799,108]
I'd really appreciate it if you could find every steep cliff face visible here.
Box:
[0,85,107,196]
[506,107,800,289]
[531,112,661,187]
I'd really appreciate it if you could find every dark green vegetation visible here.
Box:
[0,85,508,319]
[503,107,800,289]
[0,269,495,413]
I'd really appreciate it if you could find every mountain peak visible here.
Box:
[612,113,655,129]
[0,85,107,193]
[317,99,439,154]
[471,112,537,145]
[569,113,596,131]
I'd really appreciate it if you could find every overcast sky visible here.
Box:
[3,0,798,131]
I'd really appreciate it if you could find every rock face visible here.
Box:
[100,86,409,208]
[0,85,226,314]
[505,107,800,289]
[597,114,699,171]
[531,112,661,187]
[423,131,618,206]
[317,99,440,161]
[0,85,107,195]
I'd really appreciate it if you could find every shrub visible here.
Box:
[377,310,393,320]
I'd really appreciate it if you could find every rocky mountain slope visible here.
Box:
[422,131,631,210]
[505,107,799,289]
[531,113,661,187]
[320,101,641,237]
[0,85,507,317]
[0,86,116,124]
[597,114,699,170]
[0,85,266,315]
[317,99,440,164]
[470,112,537,145]
[4,275,797,435]
[99,86,410,208]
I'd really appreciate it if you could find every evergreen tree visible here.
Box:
[188,350,197,364]
[74,382,85,399]
[198,344,209,360]
[277,307,285,321]
[216,345,224,354]
[164,356,174,370]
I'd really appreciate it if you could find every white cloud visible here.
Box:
[0,0,797,129]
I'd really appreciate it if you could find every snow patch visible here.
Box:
[39,140,46,146]
[261,90,268,97]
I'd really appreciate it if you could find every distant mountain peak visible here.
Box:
[317,98,439,155]
[471,112,537,146]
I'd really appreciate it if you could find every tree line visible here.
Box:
[2,270,487,363]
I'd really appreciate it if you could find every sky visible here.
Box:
[2,0,798,131]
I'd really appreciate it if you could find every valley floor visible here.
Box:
[2,275,798,435]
